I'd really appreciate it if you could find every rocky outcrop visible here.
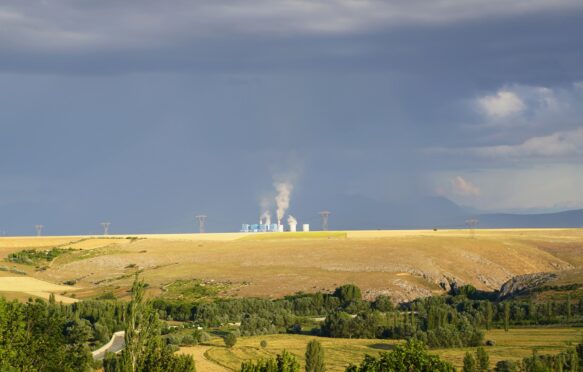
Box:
[498,272,557,300]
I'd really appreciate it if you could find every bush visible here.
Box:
[181,335,196,346]
[224,332,237,348]
[494,360,519,372]
[241,350,300,372]
[260,340,268,348]
[6,248,75,265]
[166,335,181,345]
[198,331,211,343]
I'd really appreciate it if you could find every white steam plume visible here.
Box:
[261,211,272,225]
[287,215,297,225]
[274,181,293,225]
[259,195,273,224]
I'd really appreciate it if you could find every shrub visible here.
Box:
[260,340,268,348]
[241,350,300,372]
[181,335,196,346]
[224,332,237,348]
[197,331,211,343]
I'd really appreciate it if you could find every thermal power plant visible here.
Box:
[242,180,302,233]
[303,224,310,232]
[241,215,304,233]
[241,223,278,233]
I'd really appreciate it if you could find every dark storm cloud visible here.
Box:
[1,1,583,234]
[0,0,582,85]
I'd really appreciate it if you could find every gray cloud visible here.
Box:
[2,1,583,233]
[468,128,583,158]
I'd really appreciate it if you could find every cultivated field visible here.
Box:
[179,328,583,371]
[0,228,582,302]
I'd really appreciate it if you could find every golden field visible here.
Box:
[0,228,582,302]
[178,328,583,371]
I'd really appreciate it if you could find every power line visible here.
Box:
[101,222,111,235]
[195,215,207,233]
[35,224,44,236]
[465,219,479,238]
[319,211,331,231]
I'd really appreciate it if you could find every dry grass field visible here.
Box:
[0,228,582,302]
[0,276,80,303]
[179,328,583,371]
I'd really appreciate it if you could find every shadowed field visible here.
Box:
[0,229,582,301]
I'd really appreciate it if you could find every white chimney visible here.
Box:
[302,224,310,232]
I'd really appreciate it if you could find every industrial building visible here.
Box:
[240,221,309,233]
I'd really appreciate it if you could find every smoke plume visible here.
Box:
[287,215,297,225]
[261,211,271,225]
[274,181,293,224]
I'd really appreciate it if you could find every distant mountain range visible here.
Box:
[2,194,582,235]
[475,209,583,229]
[291,194,583,230]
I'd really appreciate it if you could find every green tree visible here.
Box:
[494,360,519,372]
[373,295,393,312]
[105,274,195,372]
[225,332,238,348]
[346,340,455,372]
[333,285,362,305]
[485,302,493,330]
[567,294,572,323]
[463,352,477,372]
[305,340,325,372]
[0,297,93,371]
[476,347,489,372]
[503,302,510,332]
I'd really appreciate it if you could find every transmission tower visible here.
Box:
[319,211,331,231]
[465,219,479,238]
[35,225,44,236]
[195,215,207,233]
[101,222,111,236]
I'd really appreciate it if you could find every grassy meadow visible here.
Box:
[178,328,583,371]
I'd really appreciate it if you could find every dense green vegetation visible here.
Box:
[0,276,195,372]
[0,296,93,371]
[346,340,455,372]
[6,247,77,265]
[3,276,583,371]
[102,276,195,371]
[240,350,301,372]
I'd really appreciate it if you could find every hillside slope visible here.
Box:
[1,229,582,303]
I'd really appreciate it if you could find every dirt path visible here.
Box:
[179,346,229,372]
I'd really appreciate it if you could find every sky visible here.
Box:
[1,0,583,234]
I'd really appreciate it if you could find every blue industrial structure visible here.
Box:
[240,223,279,233]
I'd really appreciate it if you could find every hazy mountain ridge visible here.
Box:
[296,194,583,230]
